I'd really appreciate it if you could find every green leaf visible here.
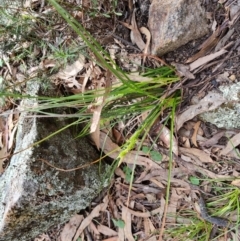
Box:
[142,146,150,154]
[123,166,132,183]
[112,219,125,228]
[189,176,200,185]
[102,13,111,18]
[114,12,123,16]
[150,151,162,162]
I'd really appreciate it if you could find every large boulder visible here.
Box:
[0,82,108,241]
[149,0,209,56]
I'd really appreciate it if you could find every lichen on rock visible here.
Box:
[0,81,109,241]
[200,82,240,129]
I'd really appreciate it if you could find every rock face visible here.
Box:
[0,0,22,24]
[200,82,240,129]
[0,83,108,241]
[148,0,209,56]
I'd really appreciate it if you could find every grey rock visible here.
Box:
[148,0,209,56]
[200,82,240,129]
[0,81,108,241]
[0,0,23,24]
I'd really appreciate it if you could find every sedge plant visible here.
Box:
[0,0,181,201]
[0,2,183,239]
[165,179,240,240]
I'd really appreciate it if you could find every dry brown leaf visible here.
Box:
[186,22,228,63]
[16,73,26,83]
[216,71,229,84]
[117,198,164,218]
[184,121,196,130]
[181,154,193,163]
[145,236,157,241]
[82,62,93,92]
[0,111,19,173]
[90,107,101,149]
[189,49,227,71]
[181,137,191,148]
[145,218,156,233]
[2,54,12,75]
[135,169,153,183]
[90,71,112,149]
[196,135,207,142]
[115,167,126,179]
[58,215,83,241]
[89,222,100,240]
[137,168,191,196]
[97,224,118,236]
[102,238,118,241]
[141,110,150,122]
[100,131,160,169]
[199,131,226,147]
[136,168,178,183]
[53,54,85,93]
[176,92,225,131]
[172,63,195,79]
[166,188,180,223]
[140,27,151,50]
[149,178,165,189]
[226,149,240,159]
[143,218,156,240]
[7,112,19,151]
[229,2,240,23]
[231,179,240,188]
[42,59,56,68]
[127,73,152,82]
[109,196,120,226]
[161,177,191,190]
[151,123,178,156]
[220,132,240,155]
[179,147,214,164]
[146,193,157,203]
[34,234,51,241]
[215,28,235,51]
[0,117,7,148]
[211,19,217,32]
[191,121,201,147]
[131,194,146,202]
[178,127,190,136]
[140,26,151,64]
[112,127,124,145]
[197,126,204,136]
[122,200,135,241]
[212,41,236,73]
[194,197,201,215]
[143,218,151,237]
[159,124,178,156]
[100,131,121,154]
[120,8,145,51]
[133,183,162,194]
[57,54,85,80]
[73,196,109,241]
[178,158,230,179]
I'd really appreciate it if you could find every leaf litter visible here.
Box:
[55,1,240,238]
